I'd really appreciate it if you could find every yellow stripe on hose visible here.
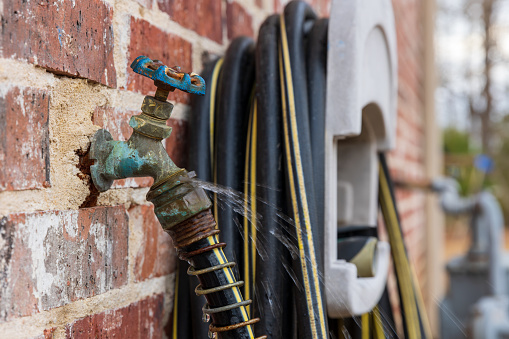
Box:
[172,262,180,339]
[372,306,385,339]
[243,95,254,316]
[361,313,370,339]
[279,14,327,338]
[279,46,317,339]
[379,164,419,339]
[412,266,433,338]
[206,236,255,338]
[210,58,223,225]
[279,47,319,338]
[250,100,258,292]
[209,58,223,166]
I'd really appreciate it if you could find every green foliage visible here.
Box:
[443,122,509,222]
[443,128,471,154]
[490,116,509,222]
[442,128,478,196]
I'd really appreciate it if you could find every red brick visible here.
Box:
[130,205,176,282]
[127,18,192,104]
[388,0,427,297]
[92,107,153,188]
[2,0,116,87]
[158,0,222,43]
[274,0,283,12]
[166,119,189,168]
[0,206,128,321]
[311,0,331,16]
[0,87,50,191]
[93,107,132,142]
[65,294,164,338]
[31,328,56,339]
[226,2,254,39]
[275,0,326,14]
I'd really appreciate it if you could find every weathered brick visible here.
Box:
[158,0,222,43]
[166,118,189,168]
[31,328,56,339]
[226,2,254,39]
[65,294,165,338]
[130,205,176,282]
[0,206,128,322]
[0,87,50,191]
[127,18,192,104]
[311,0,331,16]
[274,0,329,17]
[389,0,427,323]
[1,0,116,87]
[93,107,132,142]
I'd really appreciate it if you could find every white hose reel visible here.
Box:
[324,0,398,317]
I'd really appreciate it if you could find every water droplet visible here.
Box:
[202,313,210,322]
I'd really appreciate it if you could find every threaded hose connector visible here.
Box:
[148,175,265,338]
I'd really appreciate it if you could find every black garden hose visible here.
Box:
[306,17,328,236]
[215,37,256,272]
[185,2,432,339]
[378,153,432,339]
[252,14,293,339]
[278,2,328,338]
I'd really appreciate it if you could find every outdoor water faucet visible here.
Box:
[90,56,262,339]
[91,56,204,192]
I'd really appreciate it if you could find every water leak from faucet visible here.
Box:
[180,177,408,338]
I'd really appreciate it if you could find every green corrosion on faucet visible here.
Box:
[90,93,212,228]
[89,56,263,339]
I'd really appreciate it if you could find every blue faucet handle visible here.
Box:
[130,55,206,96]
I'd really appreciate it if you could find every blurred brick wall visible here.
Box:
[388,0,430,306]
[0,0,430,337]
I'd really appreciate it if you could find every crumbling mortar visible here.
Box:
[75,147,100,208]
[0,216,13,297]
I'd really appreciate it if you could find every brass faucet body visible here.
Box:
[91,96,212,229]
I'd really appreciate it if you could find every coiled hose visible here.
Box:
[183,1,431,339]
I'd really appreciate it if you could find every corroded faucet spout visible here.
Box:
[90,96,179,192]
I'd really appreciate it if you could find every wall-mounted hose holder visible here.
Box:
[90,56,264,339]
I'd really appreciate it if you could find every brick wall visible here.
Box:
[0,0,431,337]
[388,0,430,303]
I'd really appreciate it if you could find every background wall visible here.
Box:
[0,0,437,337]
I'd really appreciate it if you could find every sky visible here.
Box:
[435,0,509,130]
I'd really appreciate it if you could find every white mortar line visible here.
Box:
[110,0,225,55]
